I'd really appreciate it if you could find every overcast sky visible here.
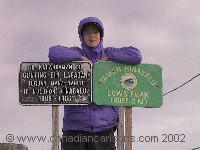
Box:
[0,0,200,150]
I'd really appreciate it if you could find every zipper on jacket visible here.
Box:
[91,125,93,131]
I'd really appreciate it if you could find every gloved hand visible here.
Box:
[101,56,109,61]
[81,56,92,64]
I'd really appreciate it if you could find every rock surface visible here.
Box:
[0,143,28,150]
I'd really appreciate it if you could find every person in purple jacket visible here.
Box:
[48,17,142,150]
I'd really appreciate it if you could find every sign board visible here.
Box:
[19,62,92,105]
[93,61,162,107]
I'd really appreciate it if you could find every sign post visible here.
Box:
[117,107,125,150]
[93,61,163,150]
[125,107,132,150]
[19,61,162,150]
[51,106,59,150]
[19,62,92,150]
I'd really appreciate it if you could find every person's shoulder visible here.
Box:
[49,45,82,51]
[102,47,115,51]
[69,46,82,51]
[103,46,139,49]
[103,46,115,49]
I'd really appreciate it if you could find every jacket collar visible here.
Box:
[81,41,103,54]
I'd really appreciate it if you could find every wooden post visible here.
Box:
[117,107,125,150]
[125,107,132,150]
[51,105,59,150]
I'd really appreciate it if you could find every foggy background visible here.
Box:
[0,0,199,150]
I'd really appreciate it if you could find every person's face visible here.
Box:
[83,24,101,48]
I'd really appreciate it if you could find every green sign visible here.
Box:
[93,61,162,107]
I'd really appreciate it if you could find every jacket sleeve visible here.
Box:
[48,45,82,63]
[104,46,142,64]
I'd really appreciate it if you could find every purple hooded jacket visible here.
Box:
[48,17,142,132]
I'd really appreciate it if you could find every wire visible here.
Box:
[191,147,200,150]
[162,74,200,150]
[163,74,200,96]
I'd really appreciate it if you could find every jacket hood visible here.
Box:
[78,17,104,53]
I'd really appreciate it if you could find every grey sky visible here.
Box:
[0,0,199,150]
